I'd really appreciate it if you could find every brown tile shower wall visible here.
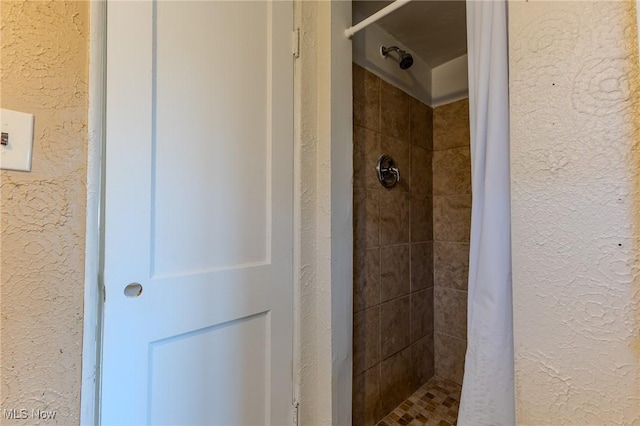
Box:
[352,64,434,426]
[432,98,471,385]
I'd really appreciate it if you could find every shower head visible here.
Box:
[380,45,414,70]
[399,53,414,70]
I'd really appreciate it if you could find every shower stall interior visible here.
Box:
[351,3,470,424]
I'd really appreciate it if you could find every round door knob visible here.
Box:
[124,283,143,298]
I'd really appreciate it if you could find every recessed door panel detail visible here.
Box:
[148,313,269,425]
[152,1,271,277]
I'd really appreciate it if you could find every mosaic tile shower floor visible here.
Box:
[377,377,461,426]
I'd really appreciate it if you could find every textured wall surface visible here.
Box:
[295,2,354,423]
[352,64,434,425]
[294,1,333,424]
[432,98,470,386]
[510,1,640,424]
[0,1,89,424]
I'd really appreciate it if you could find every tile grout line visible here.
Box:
[377,75,383,421]
[434,330,467,342]
[432,144,471,153]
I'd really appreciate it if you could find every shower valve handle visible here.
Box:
[380,165,400,181]
[376,154,400,188]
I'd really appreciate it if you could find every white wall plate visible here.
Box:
[0,108,35,172]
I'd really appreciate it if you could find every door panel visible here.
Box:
[148,313,270,425]
[101,2,294,425]
[152,1,270,277]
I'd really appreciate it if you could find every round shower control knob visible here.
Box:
[376,154,400,188]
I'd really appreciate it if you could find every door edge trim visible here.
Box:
[80,1,107,424]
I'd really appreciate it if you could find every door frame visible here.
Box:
[80,1,354,424]
[80,1,106,424]
[323,2,353,423]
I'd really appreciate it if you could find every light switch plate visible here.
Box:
[1,108,35,172]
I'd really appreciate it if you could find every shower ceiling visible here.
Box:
[352,1,467,68]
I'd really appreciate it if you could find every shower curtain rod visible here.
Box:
[345,0,414,39]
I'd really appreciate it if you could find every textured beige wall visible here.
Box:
[510,1,640,424]
[294,1,334,424]
[0,1,89,424]
[294,1,353,423]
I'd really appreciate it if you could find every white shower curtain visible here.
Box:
[457,1,515,425]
